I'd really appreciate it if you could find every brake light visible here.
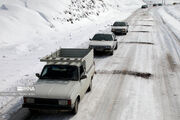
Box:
[24,97,27,103]
[68,100,71,105]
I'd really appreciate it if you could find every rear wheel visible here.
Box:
[29,109,38,114]
[72,99,79,114]
[115,43,118,50]
[87,79,92,92]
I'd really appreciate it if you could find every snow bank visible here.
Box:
[158,5,180,41]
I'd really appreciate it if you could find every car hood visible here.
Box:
[32,80,78,99]
[89,41,114,47]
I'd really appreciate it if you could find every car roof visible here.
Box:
[95,32,113,35]
[114,21,127,23]
[46,61,82,67]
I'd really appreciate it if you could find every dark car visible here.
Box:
[141,5,148,9]
[158,3,162,6]
[153,4,157,6]
[111,22,129,35]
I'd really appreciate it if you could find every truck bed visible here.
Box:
[40,48,94,72]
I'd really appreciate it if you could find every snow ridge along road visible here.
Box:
[9,7,180,120]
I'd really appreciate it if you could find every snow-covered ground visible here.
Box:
[157,5,180,41]
[0,0,144,119]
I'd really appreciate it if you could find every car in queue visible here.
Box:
[141,5,148,9]
[89,33,118,55]
[111,21,129,35]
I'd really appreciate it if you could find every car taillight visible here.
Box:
[68,100,71,105]
[23,97,34,103]
[24,97,27,103]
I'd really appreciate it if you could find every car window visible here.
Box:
[40,65,78,80]
[92,34,113,41]
[113,22,126,26]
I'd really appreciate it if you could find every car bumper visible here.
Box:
[112,29,127,33]
[89,47,112,52]
[23,103,72,110]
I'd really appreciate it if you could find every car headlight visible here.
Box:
[24,97,34,103]
[105,46,111,49]
[89,45,93,48]
[58,100,70,105]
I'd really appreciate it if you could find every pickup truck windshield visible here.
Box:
[92,34,113,41]
[40,65,78,80]
[113,22,126,26]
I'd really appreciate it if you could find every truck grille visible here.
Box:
[35,98,58,105]
[115,29,125,32]
[93,46,105,49]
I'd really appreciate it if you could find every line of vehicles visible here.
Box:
[89,21,129,55]
[22,21,129,114]
[141,3,163,9]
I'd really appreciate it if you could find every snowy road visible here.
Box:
[10,7,180,120]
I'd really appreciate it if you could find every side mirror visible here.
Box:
[81,75,87,80]
[115,39,117,41]
[36,73,40,78]
[89,38,92,41]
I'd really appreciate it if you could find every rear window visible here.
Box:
[113,22,126,26]
[92,34,113,41]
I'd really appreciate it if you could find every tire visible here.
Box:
[29,109,38,114]
[72,99,79,114]
[115,43,118,50]
[110,50,114,55]
[87,79,92,92]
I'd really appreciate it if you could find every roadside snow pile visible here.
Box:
[158,5,180,41]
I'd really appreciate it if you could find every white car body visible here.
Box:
[89,33,118,55]
[111,22,129,34]
[23,49,95,114]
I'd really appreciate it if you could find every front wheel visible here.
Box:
[110,50,114,55]
[87,79,92,92]
[115,44,118,50]
[72,99,79,114]
[29,109,38,114]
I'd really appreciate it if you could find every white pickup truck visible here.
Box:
[111,21,129,35]
[23,48,95,114]
[89,33,118,55]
